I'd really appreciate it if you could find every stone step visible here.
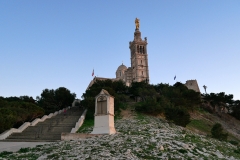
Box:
[7,134,61,139]
[4,107,85,142]
[1,139,59,142]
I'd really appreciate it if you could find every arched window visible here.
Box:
[137,45,139,53]
[140,46,142,53]
[143,46,145,54]
[97,96,107,114]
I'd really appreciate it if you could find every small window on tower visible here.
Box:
[137,46,139,53]
[143,46,145,54]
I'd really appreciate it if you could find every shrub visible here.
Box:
[211,123,228,141]
[18,147,31,153]
[135,99,164,115]
[234,147,240,154]
[229,140,239,146]
[164,106,191,127]
[0,151,13,157]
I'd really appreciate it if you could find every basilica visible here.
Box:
[87,18,200,93]
[87,18,150,89]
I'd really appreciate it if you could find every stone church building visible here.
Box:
[87,18,150,89]
[87,18,200,93]
[116,26,150,86]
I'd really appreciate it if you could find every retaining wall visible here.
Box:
[61,133,102,141]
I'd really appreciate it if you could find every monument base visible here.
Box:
[91,115,116,135]
[91,126,116,135]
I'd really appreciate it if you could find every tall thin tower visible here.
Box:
[129,18,150,83]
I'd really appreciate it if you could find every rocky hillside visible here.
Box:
[0,112,240,160]
[187,109,240,142]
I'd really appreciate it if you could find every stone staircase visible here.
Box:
[2,107,83,142]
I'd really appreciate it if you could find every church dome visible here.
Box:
[116,63,127,80]
[117,64,127,71]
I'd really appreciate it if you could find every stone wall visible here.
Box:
[61,133,102,141]
[185,80,200,92]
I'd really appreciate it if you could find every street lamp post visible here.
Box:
[203,85,207,94]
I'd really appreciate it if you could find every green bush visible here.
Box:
[164,106,191,127]
[0,151,13,157]
[18,147,31,153]
[135,99,164,115]
[229,140,239,146]
[234,147,240,154]
[178,149,188,153]
[211,123,228,141]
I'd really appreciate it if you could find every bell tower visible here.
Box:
[129,18,150,83]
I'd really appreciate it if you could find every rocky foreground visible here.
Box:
[0,114,240,160]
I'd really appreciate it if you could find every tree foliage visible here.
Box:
[201,92,240,122]
[130,82,159,101]
[230,100,240,120]
[164,106,191,127]
[81,80,128,119]
[135,99,164,114]
[37,87,76,114]
[202,92,234,113]
[0,87,76,134]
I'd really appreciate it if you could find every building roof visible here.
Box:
[101,89,110,95]
[116,64,127,72]
[95,89,114,98]
[86,76,118,91]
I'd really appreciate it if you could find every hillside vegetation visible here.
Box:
[81,80,240,142]
[0,96,44,134]
[81,80,201,126]
[81,80,240,127]
[0,87,76,134]
[1,111,240,159]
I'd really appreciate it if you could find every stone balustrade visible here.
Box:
[70,109,87,133]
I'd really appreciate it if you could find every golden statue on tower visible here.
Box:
[135,18,140,30]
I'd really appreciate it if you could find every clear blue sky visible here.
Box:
[1,1,240,100]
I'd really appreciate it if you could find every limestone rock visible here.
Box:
[160,145,164,151]
[215,150,224,159]
[202,147,207,152]
[182,143,189,149]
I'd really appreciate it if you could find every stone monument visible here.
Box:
[91,89,116,134]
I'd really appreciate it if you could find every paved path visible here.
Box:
[0,142,51,152]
